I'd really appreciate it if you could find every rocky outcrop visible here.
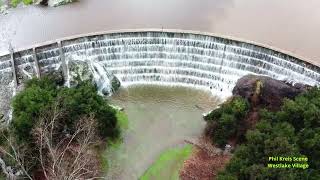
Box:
[232,74,310,110]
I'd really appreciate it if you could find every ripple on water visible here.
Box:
[105,85,221,180]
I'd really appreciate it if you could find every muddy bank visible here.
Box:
[180,137,231,180]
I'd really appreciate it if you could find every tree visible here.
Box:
[12,77,58,142]
[4,76,121,178]
[32,101,101,179]
[204,96,249,148]
[217,88,320,179]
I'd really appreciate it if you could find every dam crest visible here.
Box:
[1,29,320,122]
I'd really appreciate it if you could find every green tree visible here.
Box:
[204,96,249,147]
[217,88,320,179]
[12,77,120,142]
[12,77,58,141]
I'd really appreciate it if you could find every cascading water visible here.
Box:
[65,53,117,96]
[1,30,320,123]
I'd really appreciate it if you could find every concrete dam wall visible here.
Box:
[1,29,320,122]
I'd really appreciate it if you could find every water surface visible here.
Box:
[106,85,220,179]
[0,0,319,63]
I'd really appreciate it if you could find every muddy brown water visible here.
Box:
[0,0,320,63]
[106,85,220,180]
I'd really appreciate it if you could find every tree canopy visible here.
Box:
[217,88,320,180]
[12,76,119,142]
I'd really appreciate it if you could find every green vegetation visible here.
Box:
[100,138,123,173]
[217,88,320,179]
[140,144,193,180]
[0,76,123,178]
[204,96,250,147]
[0,0,77,9]
[12,77,119,142]
[116,110,129,130]
[99,110,128,173]
[11,0,33,7]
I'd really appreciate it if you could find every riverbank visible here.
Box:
[0,77,125,179]
[189,75,320,179]
[141,144,193,180]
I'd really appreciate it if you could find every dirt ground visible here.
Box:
[180,138,231,180]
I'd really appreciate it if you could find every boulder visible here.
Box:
[232,75,309,109]
[38,0,48,6]
[47,70,64,86]
[111,76,121,92]
[48,0,76,7]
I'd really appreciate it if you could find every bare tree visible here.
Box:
[0,99,103,180]
[0,132,33,180]
[32,101,102,180]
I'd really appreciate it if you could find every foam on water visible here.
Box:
[1,30,320,122]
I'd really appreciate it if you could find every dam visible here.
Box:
[1,29,320,123]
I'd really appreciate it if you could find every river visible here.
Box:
[107,85,220,179]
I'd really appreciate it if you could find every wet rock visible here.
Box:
[38,0,48,6]
[111,76,121,92]
[47,70,65,86]
[0,4,9,14]
[67,60,92,86]
[101,87,110,96]
[233,75,309,109]
[48,0,76,7]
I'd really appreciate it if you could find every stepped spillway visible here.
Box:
[1,30,320,122]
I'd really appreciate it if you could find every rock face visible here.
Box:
[232,75,309,109]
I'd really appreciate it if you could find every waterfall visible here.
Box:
[1,30,320,122]
[64,53,116,96]
[88,60,114,95]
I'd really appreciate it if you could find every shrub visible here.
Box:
[58,81,119,138]
[11,0,33,7]
[12,77,58,142]
[217,88,320,179]
[12,76,120,143]
[204,96,249,147]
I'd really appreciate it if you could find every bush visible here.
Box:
[204,96,249,147]
[12,77,58,142]
[58,81,119,138]
[11,0,33,7]
[217,88,320,179]
[12,76,120,143]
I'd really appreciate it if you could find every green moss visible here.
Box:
[11,0,21,7]
[99,138,123,172]
[116,110,128,130]
[22,0,33,5]
[99,110,128,173]
[10,0,33,7]
[0,174,6,180]
[140,144,193,180]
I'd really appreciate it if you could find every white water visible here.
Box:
[58,32,320,97]
[0,31,320,123]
